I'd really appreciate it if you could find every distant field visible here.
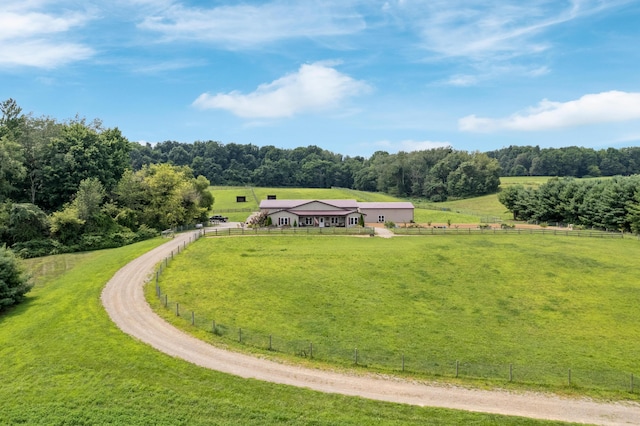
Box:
[209,177,604,225]
[153,235,640,395]
[500,176,552,189]
[210,186,501,224]
[0,240,558,425]
[413,193,510,222]
[210,186,440,223]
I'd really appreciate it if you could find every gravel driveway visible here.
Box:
[101,230,640,425]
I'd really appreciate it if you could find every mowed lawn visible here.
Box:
[0,239,557,425]
[155,235,640,392]
[210,186,494,224]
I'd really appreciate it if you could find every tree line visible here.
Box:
[487,145,640,177]
[499,176,640,233]
[0,99,213,261]
[132,142,502,200]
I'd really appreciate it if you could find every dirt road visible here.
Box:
[101,230,640,425]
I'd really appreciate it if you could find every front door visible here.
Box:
[319,217,324,228]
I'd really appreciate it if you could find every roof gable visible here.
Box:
[260,199,359,210]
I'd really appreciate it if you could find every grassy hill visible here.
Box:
[208,177,607,225]
[153,234,640,397]
[0,239,557,425]
[209,186,504,224]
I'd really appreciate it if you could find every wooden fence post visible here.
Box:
[176,302,179,316]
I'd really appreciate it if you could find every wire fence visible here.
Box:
[210,208,254,213]
[392,226,627,238]
[205,226,375,237]
[152,233,638,394]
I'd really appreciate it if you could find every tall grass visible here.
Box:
[0,239,555,425]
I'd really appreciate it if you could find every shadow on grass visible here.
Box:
[0,295,40,324]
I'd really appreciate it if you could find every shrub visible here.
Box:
[135,224,159,241]
[0,245,32,311]
[384,221,396,229]
[11,239,62,258]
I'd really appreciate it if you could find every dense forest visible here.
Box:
[486,145,640,177]
[133,139,640,200]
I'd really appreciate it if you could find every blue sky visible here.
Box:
[2,0,640,157]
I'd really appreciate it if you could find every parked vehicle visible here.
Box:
[209,215,228,223]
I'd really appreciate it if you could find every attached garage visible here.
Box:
[357,202,414,224]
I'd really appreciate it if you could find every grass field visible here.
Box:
[210,186,504,224]
[412,194,509,222]
[152,235,640,396]
[209,186,404,222]
[208,178,614,225]
[0,239,560,425]
[499,176,552,189]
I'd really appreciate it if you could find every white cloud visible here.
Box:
[193,62,370,118]
[443,74,479,87]
[0,40,93,68]
[400,139,451,151]
[372,139,451,153]
[0,5,93,68]
[138,1,365,48]
[459,91,640,132]
[385,0,631,61]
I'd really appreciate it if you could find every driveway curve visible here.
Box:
[102,231,640,425]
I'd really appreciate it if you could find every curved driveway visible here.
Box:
[101,229,640,425]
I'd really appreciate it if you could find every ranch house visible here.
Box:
[259,199,414,227]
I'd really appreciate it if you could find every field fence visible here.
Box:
[152,228,637,394]
[205,226,375,237]
[393,227,627,238]
[210,208,254,213]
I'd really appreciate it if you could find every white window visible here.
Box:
[305,217,314,226]
[278,217,290,226]
[331,217,338,225]
[349,216,359,225]
[378,215,385,223]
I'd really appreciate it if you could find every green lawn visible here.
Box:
[0,239,559,425]
[209,186,404,221]
[499,176,553,189]
[208,180,613,225]
[153,235,640,396]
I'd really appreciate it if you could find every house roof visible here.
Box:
[288,209,357,217]
[357,202,415,209]
[260,199,359,210]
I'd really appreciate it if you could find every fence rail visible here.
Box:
[206,226,375,237]
[393,227,625,238]
[210,208,254,213]
[151,226,636,394]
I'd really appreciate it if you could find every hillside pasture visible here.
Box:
[152,235,640,395]
[0,239,558,425]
